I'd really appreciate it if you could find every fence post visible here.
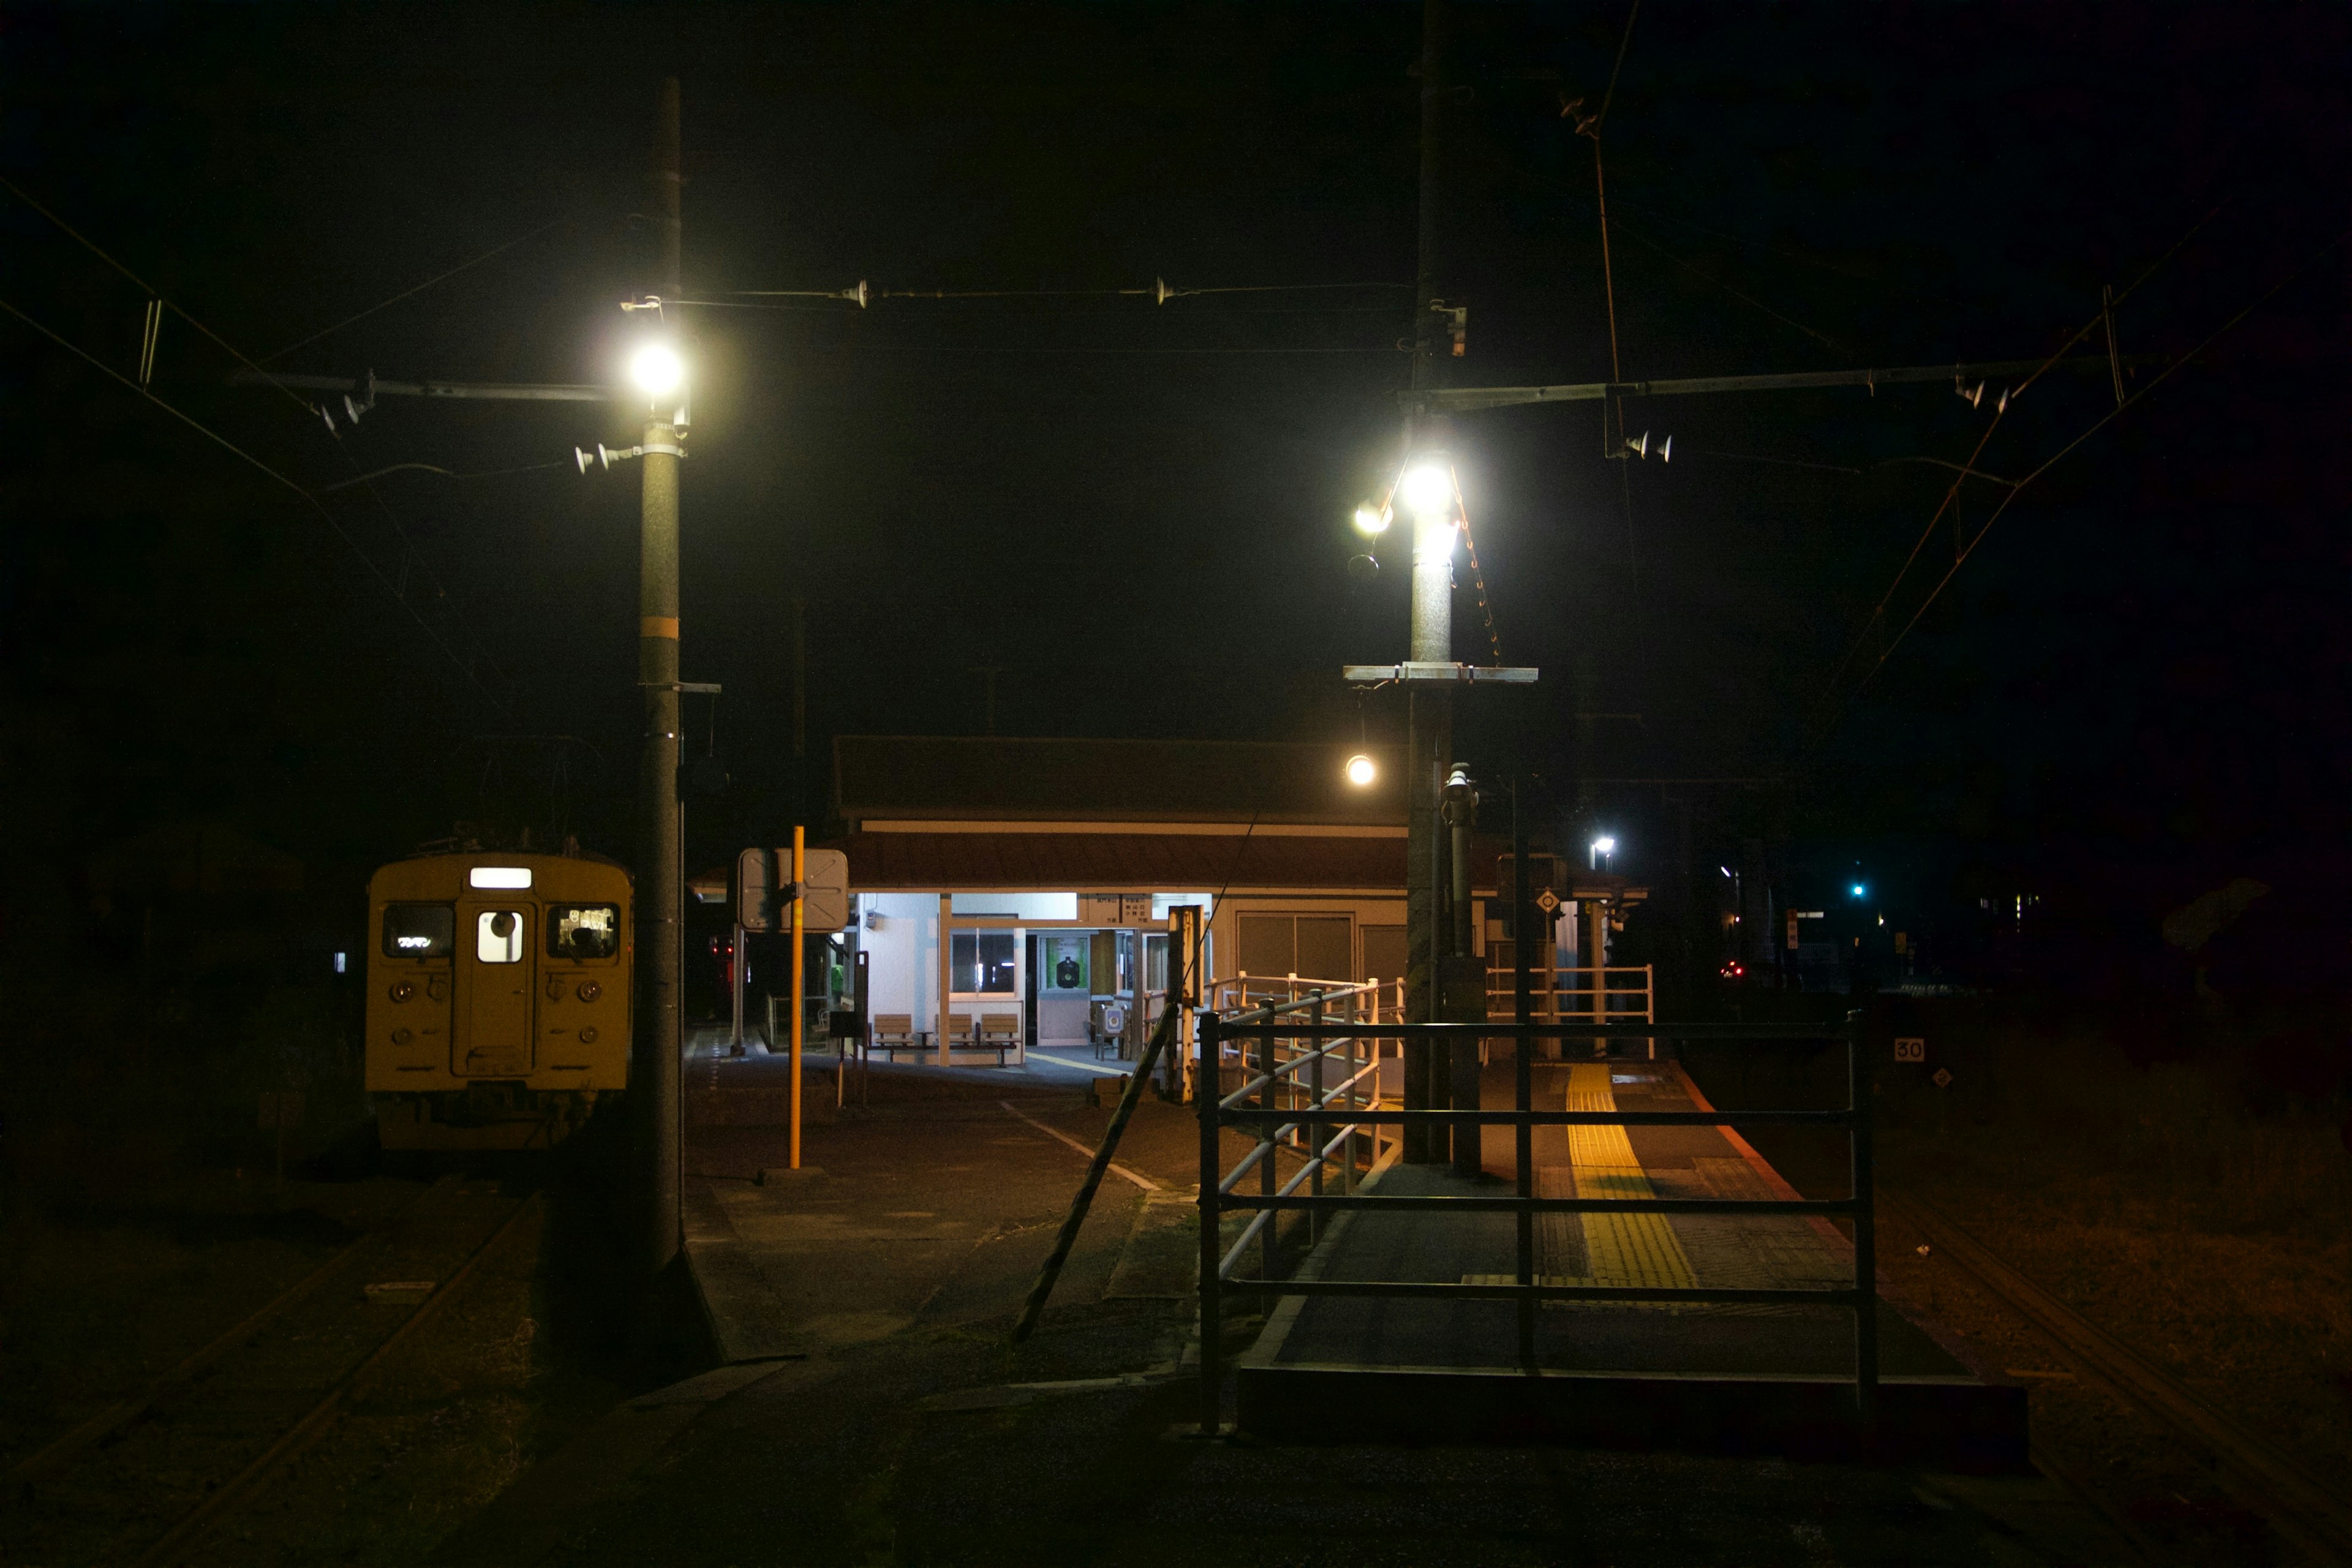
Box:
[1513,779,1536,1367]
[1847,1009,1879,1455]
[1259,1015,1276,1286]
[1197,1008,1223,1436]
[1309,990,1326,1243]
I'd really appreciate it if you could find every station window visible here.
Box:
[951,930,1017,994]
[548,903,622,960]
[382,903,454,959]
[475,910,526,963]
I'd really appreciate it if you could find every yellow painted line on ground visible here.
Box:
[1566,1063,1695,1289]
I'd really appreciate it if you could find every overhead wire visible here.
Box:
[1839,224,2352,708]
[722,279,1411,301]
[0,294,512,715]
[0,173,522,714]
[318,458,572,492]
[257,213,571,364]
[1817,203,2227,707]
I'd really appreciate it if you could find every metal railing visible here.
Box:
[1194,1012,1877,1445]
[1484,963,1653,1024]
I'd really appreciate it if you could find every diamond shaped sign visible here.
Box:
[1932,1067,1953,1089]
[1536,888,1561,914]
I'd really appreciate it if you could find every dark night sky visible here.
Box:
[4,2,2346,941]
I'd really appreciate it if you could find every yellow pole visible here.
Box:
[790,825,805,1169]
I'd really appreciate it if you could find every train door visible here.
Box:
[455,902,535,1076]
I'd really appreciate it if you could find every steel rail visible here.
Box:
[8,1234,378,1482]
[1218,1067,1385,1182]
[1218,1123,1360,1280]
[1885,1191,2352,1564]
[1218,1106,1854,1126]
[1221,1278,1866,1305]
[1216,1020,1840,1041]
[132,1192,543,1567]
[1223,1193,1855,1216]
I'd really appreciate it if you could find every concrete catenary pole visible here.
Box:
[636,74,686,1277]
[1401,0,1455,1164]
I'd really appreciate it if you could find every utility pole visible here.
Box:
[1401,0,1454,1164]
[636,74,686,1280]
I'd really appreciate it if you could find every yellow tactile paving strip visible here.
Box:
[1566,1063,1697,1289]
[1472,1066,1698,1294]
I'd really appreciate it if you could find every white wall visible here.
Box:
[861,892,940,1022]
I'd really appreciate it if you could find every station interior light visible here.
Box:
[629,342,685,398]
[1344,752,1378,788]
[1399,462,1453,518]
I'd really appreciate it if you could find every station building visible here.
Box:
[800,736,1642,1070]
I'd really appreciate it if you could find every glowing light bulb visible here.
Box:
[1344,753,1378,788]
[1399,463,1453,517]
[630,343,685,397]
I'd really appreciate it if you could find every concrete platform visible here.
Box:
[1233,1055,2027,1468]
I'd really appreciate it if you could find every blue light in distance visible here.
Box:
[1850,883,1867,899]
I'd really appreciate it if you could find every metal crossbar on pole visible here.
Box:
[1403,354,2168,413]
[1193,1012,1877,1452]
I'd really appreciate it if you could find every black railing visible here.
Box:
[1195,1012,1875,1444]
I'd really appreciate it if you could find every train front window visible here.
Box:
[382,903,454,959]
[475,910,526,963]
[548,903,620,960]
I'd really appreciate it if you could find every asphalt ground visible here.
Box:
[435,1068,2139,1566]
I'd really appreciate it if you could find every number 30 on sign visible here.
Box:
[1893,1038,1926,1063]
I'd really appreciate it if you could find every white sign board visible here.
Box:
[736,846,849,933]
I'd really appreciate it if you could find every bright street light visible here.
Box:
[1352,502,1391,536]
[1399,462,1453,518]
[1589,834,1617,870]
[630,342,685,398]
[1344,753,1378,788]
[1850,882,1868,899]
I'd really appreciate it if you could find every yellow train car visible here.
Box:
[366,851,631,1150]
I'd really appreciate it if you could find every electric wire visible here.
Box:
[318,458,571,493]
[1846,226,2352,703]
[722,280,1411,301]
[1812,217,2346,744]
[1818,203,2226,707]
[257,214,571,363]
[0,294,511,715]
[2,172,526,711]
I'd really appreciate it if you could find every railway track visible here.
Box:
[1882,1189,2352,1567]
[6,1177,540,1567]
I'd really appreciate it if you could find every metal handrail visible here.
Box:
[1195,1011,1877,1452]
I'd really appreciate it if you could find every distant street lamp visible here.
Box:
[1589,835,1617,871]
[1344,752,1378,788]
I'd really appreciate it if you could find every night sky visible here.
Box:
[6,2,2346,952]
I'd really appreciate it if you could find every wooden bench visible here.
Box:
[868,1013,921,1059]
[977,1011,1020,1065]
